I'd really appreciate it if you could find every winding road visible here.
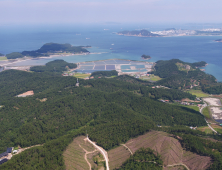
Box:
[86,136,109,170]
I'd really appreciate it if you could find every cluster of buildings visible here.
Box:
[0,147,20,165]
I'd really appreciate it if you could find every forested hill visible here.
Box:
[6,43,89,59]
[30,60,77,73]
[153,59,222,94]
[1,61,220,169]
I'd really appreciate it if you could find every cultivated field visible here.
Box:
[108,131,212,170]
[108,145,131,169]
[187,90,209,98]
[63,136,98,170]
[73,73,91,79]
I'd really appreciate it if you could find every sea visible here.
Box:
[0,23,222,81]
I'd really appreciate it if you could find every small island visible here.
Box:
[117,29,161,37]
[6,43,90,59]
[141,54,151,60]
[215,39,222,42]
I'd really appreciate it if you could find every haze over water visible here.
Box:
[0,24,222,81]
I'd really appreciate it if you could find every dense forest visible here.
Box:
[6,43,89,59]
[116,148,163,170]
[0,60,221,169]
[154,59,222,94]
[30,60,77,73]
[6,52,24,59]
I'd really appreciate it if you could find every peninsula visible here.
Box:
[5,43,90,59]
[118,28,222,37]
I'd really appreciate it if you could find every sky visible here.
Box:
[1,0,222,25]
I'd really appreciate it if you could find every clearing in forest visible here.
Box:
[108,131,212,170]
[63,136,106,170]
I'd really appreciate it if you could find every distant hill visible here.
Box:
[117,29,161,37]
[153,59,222,93]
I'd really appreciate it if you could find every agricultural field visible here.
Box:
[63,136,99,170]
[140,74,162,82]
[182,105,200,112]
[197,126,213,134]
[211,124,222,134]
[108,145,131,169]
[0,56,7,60]
[108,131,212,170]
[73,73,91,79]
[187,90,209,98]
[203,107,210,119]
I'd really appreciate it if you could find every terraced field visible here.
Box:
[108,131,212,170]
[108,145,131,169]
[63,136,98,170]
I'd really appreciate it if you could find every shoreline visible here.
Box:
[0,52,108,67]
[117,33,222,38]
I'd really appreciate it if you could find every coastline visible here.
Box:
[0,52,107,67]
[117,33,222,38]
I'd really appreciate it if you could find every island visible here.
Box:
[117,28,222,37]
[6,43,90,59]
[117,29,161,37]
[141,54,151,60]
[215,39,222,42]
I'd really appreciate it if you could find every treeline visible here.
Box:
[90,70,118,78]
[30,60,77,73]
[116,148,163,170]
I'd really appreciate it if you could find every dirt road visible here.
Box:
[86,136,109,170]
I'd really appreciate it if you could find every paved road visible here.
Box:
[86,136,109,170]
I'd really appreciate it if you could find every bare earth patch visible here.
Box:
[203,98,222,106]
[108,131,212,170]
[63,136,97,170]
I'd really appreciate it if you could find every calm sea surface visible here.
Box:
[0,24,222,81]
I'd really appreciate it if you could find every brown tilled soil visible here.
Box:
[108,131,212,170]
[63,136,96,170]
[108,145,131,170]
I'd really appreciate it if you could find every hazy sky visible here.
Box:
[1,0,222,24]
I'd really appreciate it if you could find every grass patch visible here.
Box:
[140,74,162,82]
[202,107,210,119]
[73,73,90,79]
[197,126,213,134]
[187,90,209,98]
[0,57,7,60]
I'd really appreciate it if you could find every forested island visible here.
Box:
[117,29,161,37]
[5,43,89,59]
[141,54,151,60]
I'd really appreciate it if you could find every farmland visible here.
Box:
[187,90,209,98]
[108,131,212,170]
[63,136,98,170]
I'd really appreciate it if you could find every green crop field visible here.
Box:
[0,57,7,61]
[187,90,209,98]
[73,73,90,79]
[140,74,162,82]
[202,107,210,119]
